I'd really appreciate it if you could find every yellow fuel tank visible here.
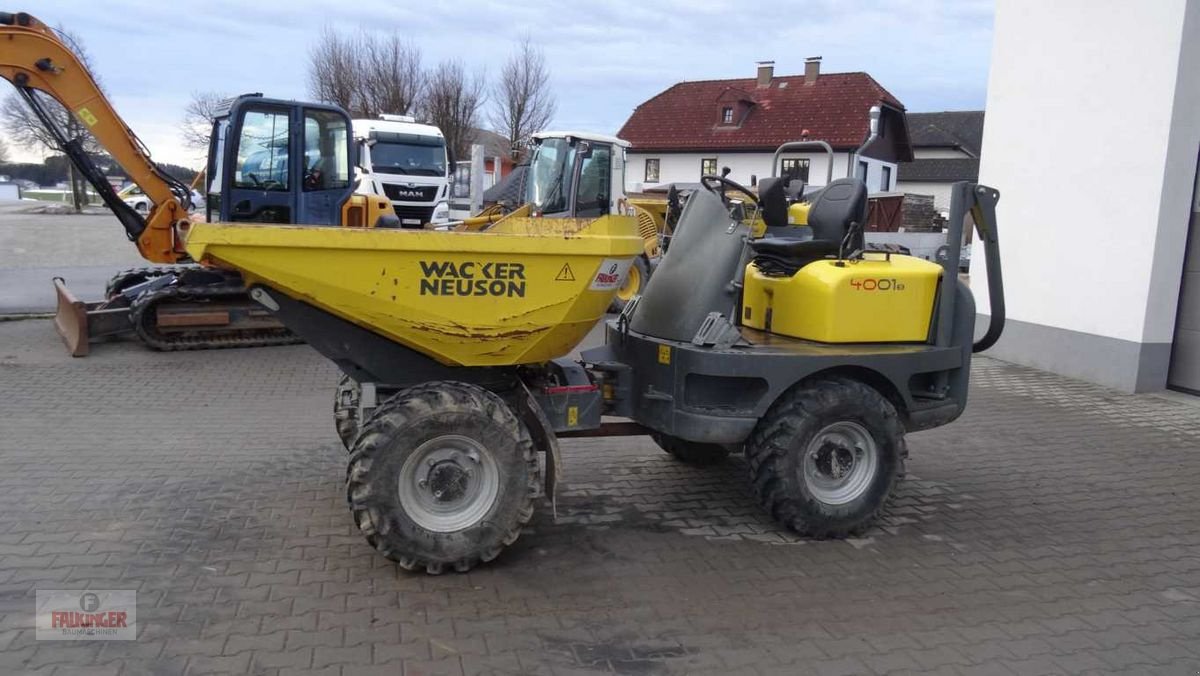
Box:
[742,254,942,343]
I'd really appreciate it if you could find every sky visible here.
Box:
[10,0,994,168]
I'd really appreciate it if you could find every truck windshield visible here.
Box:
[528,137,576,215]
[368,132,446,177]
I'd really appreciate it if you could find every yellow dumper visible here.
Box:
[2,11,1006,574]
[184,108,1005,574]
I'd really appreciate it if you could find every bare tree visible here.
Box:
[1,26,101,211]
[359,32,424,117]
[0,138,9,164]
[422,60,486,163]
[180,91,229,151]
[307,26,361,115]
[491,37,556,161]
[307,27,425,118]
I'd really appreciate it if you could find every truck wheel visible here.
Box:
[609,255,650,312]
[334,374,360,450]
[346,381,538,574]
[746,377,905,537]
[652,432,729,466]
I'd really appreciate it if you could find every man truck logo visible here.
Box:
[395,189,425,199]
[419,260,526,298]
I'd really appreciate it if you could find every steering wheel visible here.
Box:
[700,174,759,207]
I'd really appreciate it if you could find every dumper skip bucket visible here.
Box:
[185,215,644,367]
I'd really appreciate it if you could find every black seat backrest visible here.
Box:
[807,178,868,248]
[757,177,789,229]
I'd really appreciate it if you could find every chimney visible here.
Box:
[804,56,821,85]
[756,61,774,88]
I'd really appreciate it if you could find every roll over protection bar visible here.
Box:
[936,182,1004,353]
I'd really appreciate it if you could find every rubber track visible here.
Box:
[129,281,300,351]
[104,264,203,298]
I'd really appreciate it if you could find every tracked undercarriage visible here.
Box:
[54,265,298,356]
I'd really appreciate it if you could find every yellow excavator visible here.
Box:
[0,13,392,355]
[4,11,1006,575]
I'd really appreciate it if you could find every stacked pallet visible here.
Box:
[900,194,943,232]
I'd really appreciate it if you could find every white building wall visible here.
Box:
[913,148,973,160]
[626,152,896,194]
[972,0,1200,391]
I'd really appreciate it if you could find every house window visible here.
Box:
[857,160,869,181]
[881,165,892,191]
[701,158,717,177]
[721,106,734,124]
[644,158,660,183]
[780,158,810,183]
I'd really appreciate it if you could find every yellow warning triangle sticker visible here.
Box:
[555,263,575,281]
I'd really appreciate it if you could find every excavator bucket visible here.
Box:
[52,277,132,357]
[185,215,644,367]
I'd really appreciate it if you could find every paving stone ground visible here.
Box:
[1,318,1200,675]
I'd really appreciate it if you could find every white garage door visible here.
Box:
[1168,156,1200,393]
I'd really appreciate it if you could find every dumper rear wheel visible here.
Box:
[334,374,360,450]
[652,433,729,466]
[746,377,905,537]
[346,381,538,574]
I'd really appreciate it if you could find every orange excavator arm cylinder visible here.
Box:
[0,11,188,263]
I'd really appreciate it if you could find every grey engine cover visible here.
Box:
[629,188,749,342]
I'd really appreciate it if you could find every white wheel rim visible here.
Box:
[801,421,878,505]
[398,435,500,532]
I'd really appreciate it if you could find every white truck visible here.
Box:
[354,114,451,227]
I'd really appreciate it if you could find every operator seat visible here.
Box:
[748,177,868,276]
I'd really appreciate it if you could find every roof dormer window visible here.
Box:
[721,106,734,124]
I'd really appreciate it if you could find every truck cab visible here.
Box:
[354,114,450,227]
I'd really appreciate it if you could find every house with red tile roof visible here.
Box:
[617,59,912,194]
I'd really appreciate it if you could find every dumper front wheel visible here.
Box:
[746,377,905,538]
[346,381,538,574]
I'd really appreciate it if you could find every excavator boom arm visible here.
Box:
[0,11,190,263]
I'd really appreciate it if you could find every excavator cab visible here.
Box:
[207,95,356,226]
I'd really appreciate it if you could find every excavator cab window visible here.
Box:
[211,96,356,226]
[206,118,226,222]
[303,111,350,193]
[235,110,290,191]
